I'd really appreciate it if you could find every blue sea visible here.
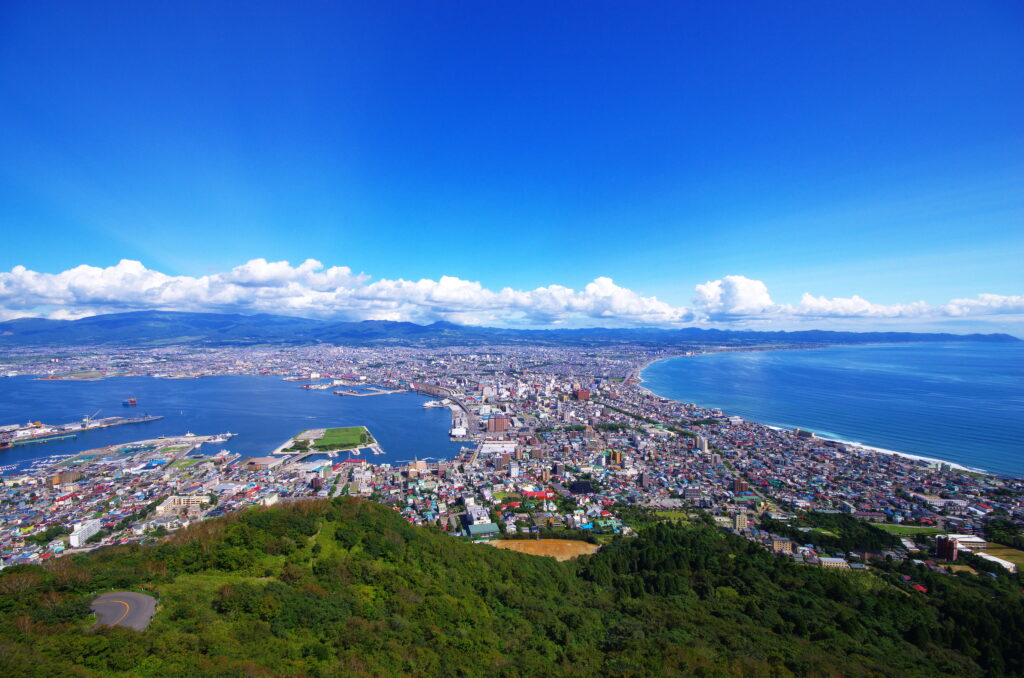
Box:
[641,342,1024,477]
[0,376,463,473]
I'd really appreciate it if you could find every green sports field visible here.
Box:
[874,523,944,537]
[312,426,373,450]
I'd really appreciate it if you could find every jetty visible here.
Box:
[333,387,406,397]
[0,414,164,449]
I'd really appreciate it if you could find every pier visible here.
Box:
[333,387,407,397]
[0,414,164,449]
[12,433,78,446]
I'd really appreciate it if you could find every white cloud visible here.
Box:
[0,260,1019,330]
[0,260,687,326]
[792,293,932,318]
[940,293,1024,317]
[693,275,777,318]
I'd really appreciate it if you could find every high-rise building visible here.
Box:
[733,513,749,531]
[936,535,959,561]
[733,478,749,493]
[69,519,102,548]
[487,416,511,433]
[50,470,83,487]
[574,389,590,401]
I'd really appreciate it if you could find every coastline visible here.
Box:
[763,425,984,475]
[637,351,995,478]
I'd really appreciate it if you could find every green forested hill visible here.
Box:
[1,499,1022,677]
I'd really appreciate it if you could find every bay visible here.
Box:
[641,342,1024,477]
[0,376,463,472]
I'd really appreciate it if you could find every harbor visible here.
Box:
[0,376,463,474]
[0,413,164,450]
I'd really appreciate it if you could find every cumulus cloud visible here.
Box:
[0,260,1019,328]
[693,276,778,318]
[0,260,687,326]
[941,293,1024,317]
[792,293,933,318]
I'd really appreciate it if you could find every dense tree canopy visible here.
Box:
[0,498,1021,677]
[759,512,902,553]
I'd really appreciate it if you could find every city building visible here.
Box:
[69,518,101,548]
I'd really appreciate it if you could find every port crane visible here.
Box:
[83,409,101,424]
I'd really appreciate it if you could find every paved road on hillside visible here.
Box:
[91,591,157,630]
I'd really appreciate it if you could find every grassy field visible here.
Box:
[654,510,691,522]
[875,524,945,537]
[983,545,1024,568]
[313,426,372,451]
[169,458,206,469]
[949,564,978,575]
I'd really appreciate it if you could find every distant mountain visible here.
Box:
[0,310,1018,347]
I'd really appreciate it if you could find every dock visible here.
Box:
[12,433,78,446]
[0,415,164,449]
[333,388,407,397]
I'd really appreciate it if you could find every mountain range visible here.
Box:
[0,310,1018,347]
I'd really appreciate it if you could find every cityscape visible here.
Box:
[4,343,1021,577]
[1,2,1022,676]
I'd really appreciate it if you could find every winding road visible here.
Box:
[91,591,157,630]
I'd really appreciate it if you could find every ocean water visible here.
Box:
[641,342,1024,477]
[0,376,463,472]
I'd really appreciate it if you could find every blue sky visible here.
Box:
[0,2,1022,331]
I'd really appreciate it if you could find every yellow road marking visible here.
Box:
[95,599,131,626]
